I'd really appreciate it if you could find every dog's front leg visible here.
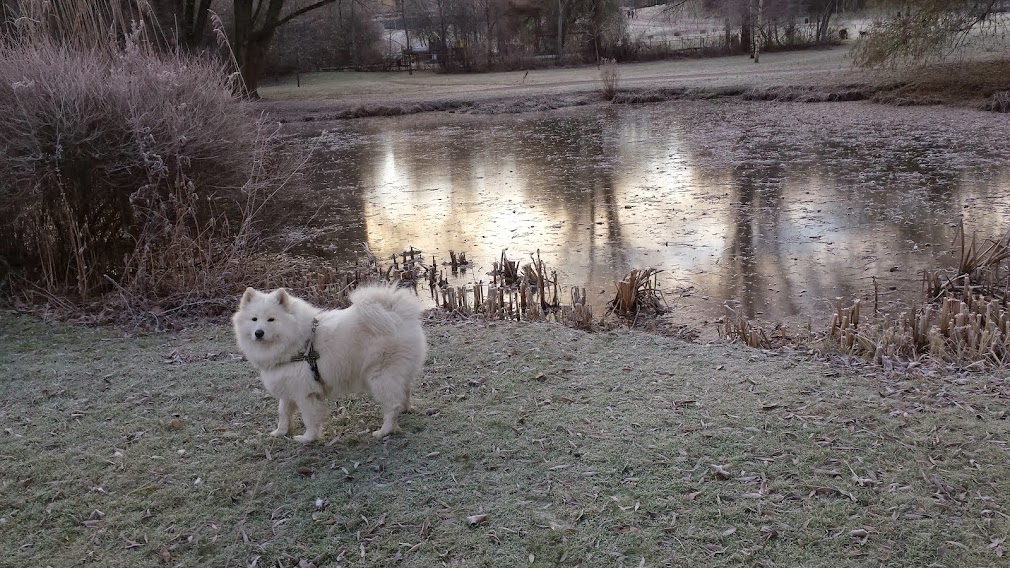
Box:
[270,398,296,437]
[293,395,328,444]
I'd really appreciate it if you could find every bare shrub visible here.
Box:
[984,91,1010,113]
[0,0,293,320]
[600,61,620,100]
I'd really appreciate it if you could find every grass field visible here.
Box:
[257,45,858,104]
[4,311,1010,567]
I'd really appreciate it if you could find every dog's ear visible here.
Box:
[240,287,257,307]
[275,288,290,308]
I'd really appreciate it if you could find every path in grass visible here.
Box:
[3,311,1010,566]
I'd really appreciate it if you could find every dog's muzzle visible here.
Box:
[254,329,264,340]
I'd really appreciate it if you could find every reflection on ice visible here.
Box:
[288,100,1010,328]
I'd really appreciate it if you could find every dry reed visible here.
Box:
[608,268,666,319]
[333,246,628,332]
[823,223,1010,369]
[721,303,772,349]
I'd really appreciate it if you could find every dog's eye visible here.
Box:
[267,318,275,322]
[251,317,258,322]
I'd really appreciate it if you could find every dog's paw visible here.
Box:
[372,428,397,439]
[293,434,317,444]
[269,428,287,437]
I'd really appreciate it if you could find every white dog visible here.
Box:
[232,284,426,443]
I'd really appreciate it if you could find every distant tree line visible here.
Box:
[3,0,1006,94]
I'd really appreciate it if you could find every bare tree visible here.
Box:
[852,0,1008,67]
[265,0,385,74]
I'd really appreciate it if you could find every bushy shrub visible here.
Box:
[0,2,288,314]
[599,62,620,100]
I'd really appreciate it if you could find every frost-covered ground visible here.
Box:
[260,43,861,109]
[6,312,1010,567]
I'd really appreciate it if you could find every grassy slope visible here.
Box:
[257,43,1010,120]
[2,311,1010,567]
[257,45,859,107]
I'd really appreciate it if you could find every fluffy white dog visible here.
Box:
[232,284,426,443]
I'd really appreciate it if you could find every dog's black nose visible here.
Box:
[254,329,264,339]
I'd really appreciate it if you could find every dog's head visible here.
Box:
[232,287,300,346]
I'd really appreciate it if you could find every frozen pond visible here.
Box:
[283,100,1010,329]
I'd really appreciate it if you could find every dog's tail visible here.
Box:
[349,284,422,334]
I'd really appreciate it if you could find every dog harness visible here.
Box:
[289,317,322,383]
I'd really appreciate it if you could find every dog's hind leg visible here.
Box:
[270,398,296,437]
[367,374,410,438]
[372,407,401,439]
[293,395,328,444]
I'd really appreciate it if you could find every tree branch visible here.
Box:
[268,0,339,32]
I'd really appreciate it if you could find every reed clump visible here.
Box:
[435,250,562,322]
[721,303,772,349]
[608,268,666,318]
[332,246,644,333]
[824,223,1010,369]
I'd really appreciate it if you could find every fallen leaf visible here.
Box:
[711,464,731,480]
[467,513,488,526]
[168,419,183,431]
[722,527,737,537]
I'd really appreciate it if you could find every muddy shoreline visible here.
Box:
[258,82,891,123]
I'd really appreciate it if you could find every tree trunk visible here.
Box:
[351,0,358,69]
[740,6,751,54]
[233,0,252,79]
[816,1,836,44]
[232,0,339,93]
[240,33,273,96]
[557,0,563,63]
[402,0,412,75]
[233,0,281,96]
[192,0,211,46]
